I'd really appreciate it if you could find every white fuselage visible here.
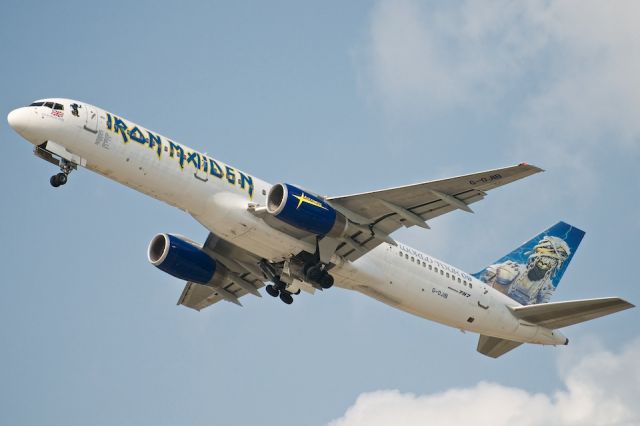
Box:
[8,99,566,346]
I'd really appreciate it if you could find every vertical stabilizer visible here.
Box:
[473,222,585,305]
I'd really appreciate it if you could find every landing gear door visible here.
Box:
[84,104,98,133]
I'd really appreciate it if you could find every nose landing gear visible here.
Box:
[50,172,68,187]
[49,159,73,188]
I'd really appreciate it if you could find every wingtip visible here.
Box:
[612,297,635,310]
[518,162,545,173]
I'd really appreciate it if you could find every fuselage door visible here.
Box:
[84,104,98,133]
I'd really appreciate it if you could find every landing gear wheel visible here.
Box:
[50,173,67,187]
[265,284,280,298]
[304,264,323,283]
[56,173,67,185]
[319,273,334,289]
[279,292,294,305]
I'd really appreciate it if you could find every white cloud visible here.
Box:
[365,0,542,113]
[328,339,640,426]
[361,0,640,184]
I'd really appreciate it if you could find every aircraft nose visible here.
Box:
[7,107,30,133]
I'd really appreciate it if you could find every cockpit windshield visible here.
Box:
[29,101,64,110]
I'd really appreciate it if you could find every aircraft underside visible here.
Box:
[7,98,634,358]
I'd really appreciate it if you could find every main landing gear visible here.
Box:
[265,281,298,305]
[259,261,301,305]
[303,263,334,289]
[259,256,334,305]
[50,159,73,188]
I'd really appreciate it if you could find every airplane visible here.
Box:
[7,98,634,358]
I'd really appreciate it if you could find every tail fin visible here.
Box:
[473,222,585,305]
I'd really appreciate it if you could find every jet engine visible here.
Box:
[266,183,347,237]
[147,233,216,284]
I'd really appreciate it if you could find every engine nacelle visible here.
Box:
[266,183,347,237]
[147,233,216,284]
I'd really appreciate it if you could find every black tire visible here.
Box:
[305,264,323,283]
[50,175,60,187]
[265,284,279,297]
[57,173,67,185]
[279,292,293,305]
[274,280,286,291]
[320,273,334,289]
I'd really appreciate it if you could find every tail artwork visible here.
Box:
[473,222,585,306]
[474,222,633,358]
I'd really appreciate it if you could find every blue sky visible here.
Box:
[1,1,639,425]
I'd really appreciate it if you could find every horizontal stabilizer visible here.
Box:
[477,335,523,358]
[509,297,634,329]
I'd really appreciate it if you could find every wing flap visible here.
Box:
[509,297,634,329]
[178,282,222,311]
[328,164,542,261]
[175,233,268,311]
[477,335,523,358]
[333,191,487,261]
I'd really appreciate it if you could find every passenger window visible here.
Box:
[458,278,461,283]
[452,275,455,281]
[446,273,450,278]
[434,267,438,273]
[422,262,426,267]
[429,265,432,271]
[405,254,409,260]
[469,283,473,289]
[440,270,444,276]
[463,281,467,286]
[411,257,414,262]
[44,102,54,108]
[399,252,403,257]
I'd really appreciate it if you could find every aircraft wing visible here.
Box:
[327,163,542,261]
[177,233,266,311]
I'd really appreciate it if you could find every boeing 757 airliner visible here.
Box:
[8,98,634,358]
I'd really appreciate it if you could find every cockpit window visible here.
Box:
[28,101,64,110]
